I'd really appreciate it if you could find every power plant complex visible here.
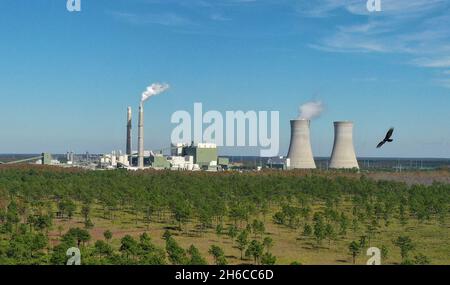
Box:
[118,100,359,171]
[5,79,360,172]
[118,101,359,171]
[33,105,361,171]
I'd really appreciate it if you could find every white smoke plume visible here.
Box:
[141,83,170,102]
[298,101,324,120]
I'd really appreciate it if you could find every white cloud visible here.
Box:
[301,0,450,89]
[297,0,447,17]
[412,57,450,68]
[108,11,192,27]
[108,0,450,88]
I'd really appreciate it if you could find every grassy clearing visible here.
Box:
[48,201,450,265]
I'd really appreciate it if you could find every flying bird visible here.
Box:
[377,128,394,148]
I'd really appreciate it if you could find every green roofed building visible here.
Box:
[183,143,218,169]
[151,154,170,169]
[41,153,52,165]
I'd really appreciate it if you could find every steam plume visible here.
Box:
[298,101,324,120]
[141,83,170,102]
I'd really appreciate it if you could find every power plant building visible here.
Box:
[151,154,171,169]
[183,143,219,169]
[267,157,291,170]
[41,153,52,165]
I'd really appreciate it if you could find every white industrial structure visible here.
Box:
[126,106,132,165]
[66,152,75,165]
[137,102,145,169]
[287,119,316,169]
[171,143,185,156]
[197,143,216,149]
[100,151,130,169]
[329,121,359,169]
[267,156,291,170]
[167,155,200,171]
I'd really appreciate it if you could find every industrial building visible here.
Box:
[41,153,53,165]
[99,111,230,171]
[182,143,218,170]
[266,157,291,170]
[99,143,228,171]
[100,151,130,169]
[151,154,171,169]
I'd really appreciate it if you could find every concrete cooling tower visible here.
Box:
[329,121,359,169]
[287,119,316,169]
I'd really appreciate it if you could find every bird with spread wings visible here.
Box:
[377,128,394,148]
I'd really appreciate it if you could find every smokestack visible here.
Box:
[138,102,144,169]
[329,121,359,169]
[126,106,132,163]
[287,119,316,169]
[137,82,170,169]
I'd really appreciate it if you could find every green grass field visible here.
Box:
[47,199,450,265]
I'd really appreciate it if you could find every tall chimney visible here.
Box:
[287,119,316,169]
[138,102,144,169]
[329,121,359,169]
[126,106,132,164]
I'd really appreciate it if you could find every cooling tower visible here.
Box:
[287,119,316,169]
[126,106,132,161]
[137,102,144,169]
[329,121,359,169]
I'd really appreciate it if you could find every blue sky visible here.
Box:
[0,0,449,157]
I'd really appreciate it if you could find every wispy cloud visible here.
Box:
[106,0,450,88]
[302,0,450,88]
[106,0,287,37]
[296,0,447,17]
[412,57,450,68]
[210,13,231,21]
[108,11,192,27]
[106,0,260,28]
